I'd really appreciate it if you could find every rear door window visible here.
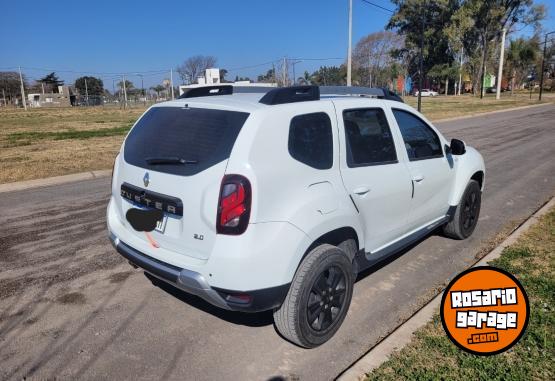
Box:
[288,112,333,170]
[124,107,249,176]
[343,108,398,167]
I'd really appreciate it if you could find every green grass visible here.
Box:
[4,124,133,147]
[366,208,555,381]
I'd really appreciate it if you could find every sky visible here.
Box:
[1,0,555,89]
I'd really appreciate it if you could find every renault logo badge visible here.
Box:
[143,172,150,187]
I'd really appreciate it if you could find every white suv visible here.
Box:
[107,85,485,347]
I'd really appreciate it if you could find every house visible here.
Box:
[28,85,74,107]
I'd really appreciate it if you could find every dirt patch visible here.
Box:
[108,271,134,283]
[56,292,86,305]
[24,316,39,325]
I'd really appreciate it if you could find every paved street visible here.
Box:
[1,104,554,380]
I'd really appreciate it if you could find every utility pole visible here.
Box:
[496,27,506,100]
[170,69,175,99]
[122,74,128,109]
[417,12,424,112]
[290,60,301,85]
[136,74,145,106]
[458,48,463,95]
[282,57,287,86]
[539,31,555,101]
[18,66,27,110]
[347,0,353,86]
[41,82,45,95]
[84,77,89,106]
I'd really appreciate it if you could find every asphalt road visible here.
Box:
[1,104,554,380]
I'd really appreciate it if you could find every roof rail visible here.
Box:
[176,84,403,103]
[258,85,320,105]
[320,86,383,97]
[320,86,403,102]
[178,85,233,99]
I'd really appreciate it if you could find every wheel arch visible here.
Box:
[471,170,485,190]
[301,226,360,263]
[448,147,486,206]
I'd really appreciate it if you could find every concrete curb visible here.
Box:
[0,170,111,194]
[339,195,555,381]
[433,102,553,123]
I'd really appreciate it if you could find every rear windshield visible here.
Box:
[124,107,249,176]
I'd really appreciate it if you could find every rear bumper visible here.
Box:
[109,231,289,312]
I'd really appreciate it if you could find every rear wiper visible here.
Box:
[145,156,198,165]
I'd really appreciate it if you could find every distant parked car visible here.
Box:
[486,87,505,93]
[414,89,438,97]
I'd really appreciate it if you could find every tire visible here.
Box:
[443,179,481,240]
[273,244,354,348]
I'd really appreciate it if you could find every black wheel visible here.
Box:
[273,244,354,348]
[443,179,481,239]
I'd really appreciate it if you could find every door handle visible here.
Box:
[353,186,370,195]
[412,174,424,182]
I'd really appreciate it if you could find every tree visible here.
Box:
[428,63,460,93]
[455,0,545,97]
[117,80,134,91]
[506,37,539,93]
[150,85,166,98]
[0,71,27,103]
[353,30,404,87]
[219,69,229,82]
[309,66,346,86]
[257,68,275,83]
[176,55,217,84]
[388,0,460,90]
[234,75,251,82]
[75,76,104,96]
[38,72,64,93]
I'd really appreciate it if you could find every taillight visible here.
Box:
[217,174,251,235]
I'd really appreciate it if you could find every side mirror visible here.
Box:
[450,138,466,155]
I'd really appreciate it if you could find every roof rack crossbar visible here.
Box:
[178,85,233,99]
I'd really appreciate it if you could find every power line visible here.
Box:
[13,66,169,76]
[225,59,281,72]
[359,0,394,13]
[291,57,344,61]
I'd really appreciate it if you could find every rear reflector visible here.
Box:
[225,293,252,305]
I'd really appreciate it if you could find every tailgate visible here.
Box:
[113,105,249,260]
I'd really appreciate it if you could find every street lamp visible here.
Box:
[539,30,555,101]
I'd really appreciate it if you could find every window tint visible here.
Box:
[343,108,397,167]
[288,112,333,169]
[392,109,443,161]
[124,107,249,176]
